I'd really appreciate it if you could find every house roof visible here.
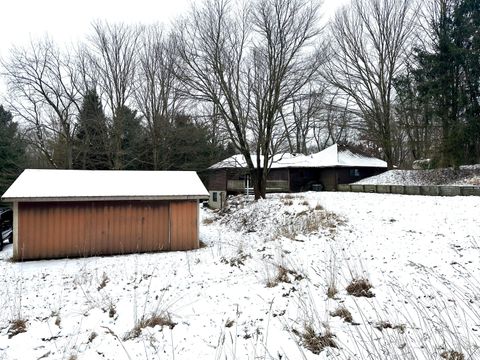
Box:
[208,153,300,169]
[2,169,209,202]
[208,144,387,170]
[288,144,388,168]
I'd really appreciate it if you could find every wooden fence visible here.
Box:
[337,184,480,196]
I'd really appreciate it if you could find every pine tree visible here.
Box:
[112,106,148,170]
[74,90,110,170]
[413,0,480,166]
[0,105,26,196]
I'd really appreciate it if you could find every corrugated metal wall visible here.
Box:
[16,200,198,260]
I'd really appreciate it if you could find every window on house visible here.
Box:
[212,192,218,202]
[349,168,360,177]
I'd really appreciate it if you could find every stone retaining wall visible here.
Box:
[337,184,480,196]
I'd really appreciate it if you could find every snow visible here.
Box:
[1,170,209,201]
[209,144,387,170]
[289,143,387,168]
[357,166,480,186]
[208,153,300,169]
[0,192,479,359]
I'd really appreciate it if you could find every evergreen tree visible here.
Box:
[413,0,480,166]
[74,90,110,169]
[169,115,232,171]
[112,106,148,170]
[0,106,26,195]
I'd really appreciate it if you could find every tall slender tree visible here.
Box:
[74,89,110,169]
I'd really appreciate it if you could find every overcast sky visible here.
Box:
[0,0,348,98]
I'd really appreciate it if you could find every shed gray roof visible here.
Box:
[2,170,209,202]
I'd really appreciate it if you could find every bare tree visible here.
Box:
[326,0,416,168]
[312,91,355,151]
[176,0,323,198]
[2,38,82,168]
[87,21,142,169]
[134,25,182,169]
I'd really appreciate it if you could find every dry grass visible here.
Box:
[97,272,109,291]
[202,217,215,225]
[276,210,342,240]
[124,313,176,340]
[301,200,309,206]
[314,203,323,211]
[8,318,27,338]
[108,304,116,318]
[220,250,251,268]
[374,320,406,333]
[295,324,337,355]
[266,265,304,288]
[440,350,465,360]
[88,331,98,343]
[326,284,338,299]
[331,306,353,323]
[282,199,294,206]
[346,278,375,298]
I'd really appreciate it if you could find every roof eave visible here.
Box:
[1,194,210,203]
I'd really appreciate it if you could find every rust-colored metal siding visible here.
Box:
[16,200,198,261]
[170,200,198,251]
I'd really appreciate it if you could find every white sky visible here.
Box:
[0,0,348,98]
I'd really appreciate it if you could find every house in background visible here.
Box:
[2,170,209,261]
[206,144,387,204]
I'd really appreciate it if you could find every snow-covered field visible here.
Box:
[1,192,479,359]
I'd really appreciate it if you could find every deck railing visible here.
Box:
[227,180,289,193]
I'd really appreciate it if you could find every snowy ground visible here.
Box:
[357,165,480,186]
[0,192,479,359]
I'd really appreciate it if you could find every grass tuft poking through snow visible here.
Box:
[7,318,27,338]
[440,350,465,360]
[124,313,176,340]
[346,278,375,298]
[295,324,337,354]
[331,306,353,324]
[265,264,304,288]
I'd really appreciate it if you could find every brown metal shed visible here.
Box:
[1,170,209,261]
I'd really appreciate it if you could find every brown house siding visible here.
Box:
[16,200,198,260]
[208,169,228,191]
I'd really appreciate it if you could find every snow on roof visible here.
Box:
[208,144,387,170]
[1,169,209,202]
[208,153,300,169]
[291,144,387,168]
